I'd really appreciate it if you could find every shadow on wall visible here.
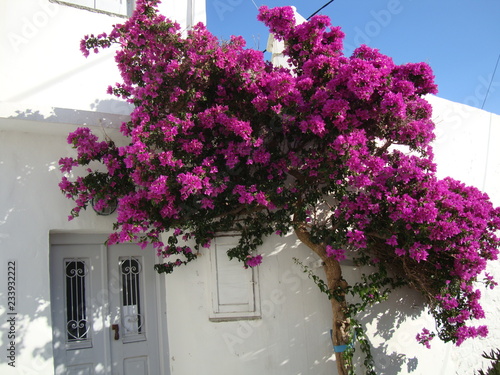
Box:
[355,286,427,374]
[0,127,114,371]
[0,131,66,371]
[0,292,54,373]
[215,239,430,375]
[8,98,133,130]
[214,249,338,375]
[89,98,133,115]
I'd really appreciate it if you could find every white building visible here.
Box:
[1,1,499,374]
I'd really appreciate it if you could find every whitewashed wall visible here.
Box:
[1,1,499,374]
[430,95,500,374]
[0,0,206,374]
[0,0,206,114]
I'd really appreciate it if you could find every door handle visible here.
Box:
[111,324,120,340]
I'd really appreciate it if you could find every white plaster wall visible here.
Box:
[430,95,500,374]
[0,122,118,374]
[430,95,500,205]
[1,0,128,114]
[0,1,206,373]
[0,0,206,115]
[165,235,335,375]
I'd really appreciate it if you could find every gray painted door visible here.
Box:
[50,234,164,375]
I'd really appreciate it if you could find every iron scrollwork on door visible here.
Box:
[120,257,144,339]
[65,259,90,344]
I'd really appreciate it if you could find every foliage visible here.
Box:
[59,0,500,370]
[476,349,500,375]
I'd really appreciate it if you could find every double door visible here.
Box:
[50,234,166,374]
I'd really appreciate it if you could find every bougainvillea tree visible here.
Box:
[59,1,500,374]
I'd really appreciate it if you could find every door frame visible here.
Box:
[49,232,170,375]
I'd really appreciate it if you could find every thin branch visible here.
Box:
[375,140,393,156]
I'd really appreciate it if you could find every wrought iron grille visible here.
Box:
[120,257,143,335]
[65,259,89,342]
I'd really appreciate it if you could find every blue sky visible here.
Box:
[205,0,500,115]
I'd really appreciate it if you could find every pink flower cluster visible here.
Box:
[326,245,346,262]
[245,255,263,268]
[416,328,435,349]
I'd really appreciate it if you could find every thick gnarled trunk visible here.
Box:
[295,226,351,375]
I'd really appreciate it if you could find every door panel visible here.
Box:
[67,363,94,375]
[124,356,148,375]
[108,244,161,374]
[50,243,109,375]
[50,235,163,374]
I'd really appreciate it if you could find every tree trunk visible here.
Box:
[295,226,351,375]
[324,257,350,375]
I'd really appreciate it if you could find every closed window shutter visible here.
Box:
[210,235,261,321]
